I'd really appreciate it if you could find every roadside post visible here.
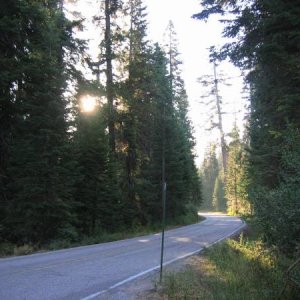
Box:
[159,181,167,283]
[159,102,167,283]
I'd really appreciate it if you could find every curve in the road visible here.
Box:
[0,213,245,300]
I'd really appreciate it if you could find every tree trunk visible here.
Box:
[105,0,115,153]
[213,61,227,172]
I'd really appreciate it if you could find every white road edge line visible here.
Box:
[80,221,246,300]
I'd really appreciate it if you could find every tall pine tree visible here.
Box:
[194,0,300,252]
[225,125,250,215]
[1,0,81,244]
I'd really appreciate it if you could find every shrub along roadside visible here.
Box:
[0,214,204,257]
[159,228,299,300]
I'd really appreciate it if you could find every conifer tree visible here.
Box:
[194,0,300,252]
[72,100,122,235]
[225,125,250,215]
[164,21,190,125]
[212,175,226,211]
[0,0,21,235]
[104,0,119,153]
[93,0,124,154]
[137,44,172,224]
[109,0,152,225]
[163,21,201,221]
[200,143,219,210]
[1,0,82,244]
[197,55,228,173]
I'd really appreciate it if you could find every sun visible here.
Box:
[80,95,97,112]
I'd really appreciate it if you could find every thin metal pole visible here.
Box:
[159,104,167,283]
[159,181,166,282]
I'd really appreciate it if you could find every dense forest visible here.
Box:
[0,0,299,257]
[0,0,201,247]
[195,0,300,254]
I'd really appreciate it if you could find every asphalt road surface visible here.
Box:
[0,213,244,300]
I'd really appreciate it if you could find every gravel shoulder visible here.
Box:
[96,254,193,300]
[96,216,246,300]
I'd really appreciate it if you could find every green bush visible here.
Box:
[252,127,300,253]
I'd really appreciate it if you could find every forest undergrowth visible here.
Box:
[158,222,299,300]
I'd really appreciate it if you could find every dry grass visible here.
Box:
[155,234,298,300]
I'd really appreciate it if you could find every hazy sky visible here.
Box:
[69,0,247,166]
[146,0,247,165]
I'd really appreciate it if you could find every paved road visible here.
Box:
[0,213,244,300]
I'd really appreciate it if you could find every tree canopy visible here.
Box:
[194,0,300,253]
[0,0,201,246]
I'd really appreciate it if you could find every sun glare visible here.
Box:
[81,95,97,112]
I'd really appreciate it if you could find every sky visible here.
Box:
[68,0,247,166]
[146,0,247,166]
